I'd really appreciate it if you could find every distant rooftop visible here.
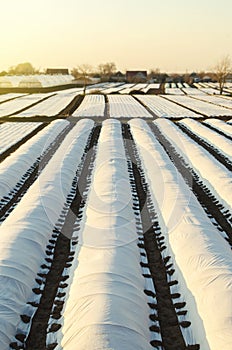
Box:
[46,68,69,75]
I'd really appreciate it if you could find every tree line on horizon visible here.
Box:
[0,56,231,94]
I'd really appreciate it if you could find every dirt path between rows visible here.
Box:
[21,125,101,350]
[122,124,199,350]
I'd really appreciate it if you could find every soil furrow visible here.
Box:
[58,94,84,117]
[22,124,101,350]
[104,94,110,118]
[122,123,198,350]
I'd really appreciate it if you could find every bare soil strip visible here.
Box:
[104,94,110,118]
[58,94,84,117]
[0,123,74,222]
[149,122,232,246]
[177,123,232,172]
[21,125,101,350]
[122,124,199,350]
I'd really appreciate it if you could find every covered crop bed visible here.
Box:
[0,92,231,350]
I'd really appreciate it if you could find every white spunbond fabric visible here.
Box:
[203,118,232,138]
[135,95,198,119]
[166,95,232,117]
[142,83,160,93]
[0,119,94,349]
[0,93,53,117]
[0,93,27,103]
[0,120,69,202]
[165,87,185,95]
[179,118,232,160]
[0,75,73,88]
[58,119,152,350]
[154,119,232,213]
[129,118,232,350]
[0,122,42,155]
[108,95,152,118]
[181,87,206,95]
[193,95,232,110]
[73,94,105,117]
[16,91,79,117]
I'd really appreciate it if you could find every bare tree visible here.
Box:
[214,56,231,94]
[148,68,160,79]
[70,67,79,78]
[72,64,93,94]
[98,62,116,81]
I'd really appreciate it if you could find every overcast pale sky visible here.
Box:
[0,0,231,73]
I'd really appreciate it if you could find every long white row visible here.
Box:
[55,119,152,350]
[0,122,42,155]
[153,119,232,214]
[141,83,160,93]
[101,85,126,94]
[0,120,69,207]
[0,93,54,117]
[181,88,206,96]
[16,90,80,117]
[108,95,152,118]
[0,74,74,88]
[0,119,94,349]
[192,94,232,110]
[165,95,232,117]
[165,87,185,95]
[73,94,105,117]
[193,83,221,95]
[178,118,232,161]
[203,118,232,138]
[135,95,199,118]
[206,82,232,94]
[0,93,28,103]
[116,83,136,94]
[119,83,149,94]
[129,118,232,350]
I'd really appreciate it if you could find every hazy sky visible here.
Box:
[1,0,232,73]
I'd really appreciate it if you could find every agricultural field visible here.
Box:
[0,75,74,88]
[0,87,231,350]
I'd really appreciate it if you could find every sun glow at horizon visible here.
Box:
[0,0,232,73]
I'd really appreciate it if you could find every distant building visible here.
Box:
[202,76,212,83]
[189,72,201,83]
[126,71,147,83]
[111,71,126,82]
[46,68,69,75]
